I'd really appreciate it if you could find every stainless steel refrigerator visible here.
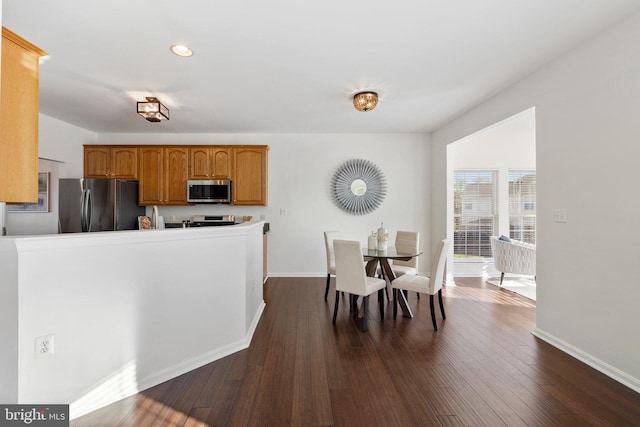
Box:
[58,178,145,233]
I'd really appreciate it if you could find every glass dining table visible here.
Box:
[362,246,423,318]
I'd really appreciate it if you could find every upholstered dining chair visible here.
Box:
[324,231,340,300]
[333,240,386,331]
[377,231,420,299]
[391,239,450,331]
[392,231,420,277]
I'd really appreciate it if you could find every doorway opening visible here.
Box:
[447,108,536,299]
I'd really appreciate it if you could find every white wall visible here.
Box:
[97,133,432,275]
[3,115,96,235]
[448,108,536,277]
[20,121,433,274]
[6,158,62,235]
[431,12,640,391]
[39,114,98,178]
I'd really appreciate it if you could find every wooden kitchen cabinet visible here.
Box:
[138,147,163,204]
[83,144,268,206]
[0,28,47,203]
[232,146,268,206]
[189,146,231,179]
[138,146,188,205]
[84,146,138,179]
[164,147,189,204]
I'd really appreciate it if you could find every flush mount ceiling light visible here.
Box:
[170,44,193,57]
[137,97,169,122]
[353,91,378,112]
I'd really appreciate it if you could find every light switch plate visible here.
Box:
[554,208,567,223]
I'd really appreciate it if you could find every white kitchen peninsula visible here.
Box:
[0,221,265,419]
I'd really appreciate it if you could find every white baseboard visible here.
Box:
[138,300,267,394]
[532,328,640,394]
[268,272,327,278]
[70,301,267,420]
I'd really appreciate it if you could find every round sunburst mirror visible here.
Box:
[332,159,387,215]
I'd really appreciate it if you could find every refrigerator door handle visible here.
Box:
[82,189,92,232]
[80,189,86,231]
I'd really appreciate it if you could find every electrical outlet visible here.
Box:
[35,335,54,358]
[260,214,266,221]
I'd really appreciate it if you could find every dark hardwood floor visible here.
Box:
[71,277,640,426]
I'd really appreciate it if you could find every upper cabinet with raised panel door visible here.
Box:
[84,146,138,179]
[232,146,268,206]
[138,146,188,205]
[189,146,231,179]
[164,147,189,205]
[0,28,47,203]
[83,144,267,206]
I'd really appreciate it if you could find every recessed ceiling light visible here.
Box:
[170,44,193,57]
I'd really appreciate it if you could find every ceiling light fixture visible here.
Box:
[170,44,193,57]
[353,91,378,112]
[137,97,169,122]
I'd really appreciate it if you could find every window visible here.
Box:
[509,170,536,244]
[454,170,497,258]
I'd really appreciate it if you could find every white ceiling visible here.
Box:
[3,0,640,134]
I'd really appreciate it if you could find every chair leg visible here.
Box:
[438,289,446,319]
[417,292,420,300]
[378,289,384,320]
[499,272,505,286]
[380,273,390,301]
[325,274,331,300]
[332,290,340,324]
[393,289,398,319]
[430,294,438,331]
[362,296,369,331]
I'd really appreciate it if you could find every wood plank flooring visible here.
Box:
[71,277,640,426]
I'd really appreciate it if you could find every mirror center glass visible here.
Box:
[350,179,367,196]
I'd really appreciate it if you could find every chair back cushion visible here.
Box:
[429,239,450,293]
[324,231,340,274]
[334,239,368,295]
[394,230,419,269]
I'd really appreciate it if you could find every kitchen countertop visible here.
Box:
[164,221,270,233]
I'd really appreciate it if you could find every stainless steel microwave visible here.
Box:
[187,180,232,203]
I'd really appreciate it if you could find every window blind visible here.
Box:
[509,170,536,244]
[453,170,497,258]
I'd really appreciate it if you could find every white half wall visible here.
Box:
[431,12,640,391]
[0,223,264,419]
